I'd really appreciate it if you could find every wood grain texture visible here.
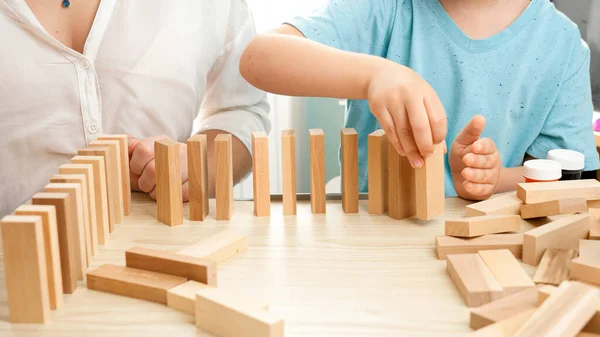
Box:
[97,135,132,215]
[588,208,600,240]
[341,128,359,214]
[415,143,444,220]
[154,139,183,226]
[125,247,216,286]
[167,280,210,316]
[570,256,600,287]
[521,198,587,219]
[466,192,523,217]
[215,134,233,220]
[517,179,600,204]
[368,130,388,215]
[523,214,591,266]
[177,230,248,263]
[533,248,577,285]
[468,310,535,337]
[446,253,504,307]
[281,130,297,215]
[537,285,600,335]
[445,215,521,238]
[187,135,209,221]
[478,250,534,295]
[86,264,186,304]
[309,129,326,214]
[388,142,415,220]
[14,205,63,309]
[470,287,538,330]
[436,234,524,260]
[252,132,271,217]
[88,140,125,224]
[0,215,49,323]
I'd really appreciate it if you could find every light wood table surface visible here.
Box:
[0,193,537,337]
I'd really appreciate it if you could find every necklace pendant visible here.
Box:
[62,0,70,8]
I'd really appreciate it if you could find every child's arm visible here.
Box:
[240,25,447,169]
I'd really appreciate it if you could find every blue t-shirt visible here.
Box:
[288,0,599,196]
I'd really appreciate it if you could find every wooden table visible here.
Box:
[0,193,537,337]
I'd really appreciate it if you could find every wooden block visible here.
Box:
[580,239,600,257]
[537,283,600,335]
[215,134,233,220]
[478,250,535,295]
[125,247,216,286]
[252,132,270,217]
[521,198,587,219]
[32,193,79,294]
[589,208,600,240]
[167,280,210,315]
[309,129,326,214]
[1,215,50,323]
[388,142,416,220]
[435,234,523,260]
[445,215,521,238]
[589,200,600,209]
[154,139,183,226]
[281,130,297,215]
[415,143,445,220]
[533,248,578,285]
[517,179,600,204]
[523,213,591,266]
[43,183,87,280]
[177,230,248,263]
[468,310,535,337]
[50,174,94,262]
[195,287,284,337]
[14,205,63,309]
[88,140,125,224]
[187,135,209,221]
[466,192,523,217]
[97,135,131,215]
[368,130,388,215]
[570,241,600,286]
[513,281,599,337]
[86,264,186,304]
[470,287,538,330]
[446,253,504,307]
[341,128,358,214]
[71,156,110,244]
[536,285,556,306]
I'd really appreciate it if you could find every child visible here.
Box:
[240,0,599,200]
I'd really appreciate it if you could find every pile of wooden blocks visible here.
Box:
[436,179,600,336]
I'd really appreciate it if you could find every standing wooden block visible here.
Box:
[215,134,233,220]
[368,130,388,215]
[14,205,63,309]
[341,128,359,214]
[517,179,600,204]
[520,198,587,219]
[570,240,600,287]
[71,156,110,243]
[470,287,539,330]
[415,143,445,220]
[513,281,599,337]
[435,234,523,260]
[468,310,535,337]
[533,248,578,285]
[388,142,415,220]
[187,135,209,221]
[523,214,591,266]
[88,140,125,224]
[309,129,326,214]
[446,253,504,307]
[177,230,248,263]
[125,247,216,286]
[98,135,132,215]
[466,192,523,217]
[32,193,79,294]
[154,139,183,226]
[0,215,50,323]
[281,130,297,215]
[445,215,521,238]
[195,287,284,337]
[589,208,600,240]
[478,250,534,295]
[252,132,270,217]
[167,280,210,315]
[86,264,186,304]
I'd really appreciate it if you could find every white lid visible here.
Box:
[523,159,562,181]
[547,149,585,171]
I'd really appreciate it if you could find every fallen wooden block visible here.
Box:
[281,130,297,215]
[215,134,233,220]
[154,139,183,226]
[88,140,125,224]
[520,198,587,219]
[446,254,504,307]
[523,213,590,266]
[309,129,326,214]
[341,128,359,214]
[478,250,534,295]
[537,284,600,334]
[195,287,284,337]
[87,264,186,304]
[468,310,535,337]
[580,239,600,256]
[187,135,209,221]
[1,215,50,323]
[435,234,523,260]
[415,143,445,220]
[167,280,210,315]
[466,192,523,217]
[388,141,415,220]
[252,131,271,217]
[533,248,578,285]
[177,230,248,263]
[517,179,600,204]
[125,247,216,286]
[570,242,600,287]
[536,284,556,306]
[97,135,132,215]
[588,209,600,240]
[445,215,521,238]
[470,287,538,330]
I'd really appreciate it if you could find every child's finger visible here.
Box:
[137,159,156,193]
[407,98,434,157]
[453,115,486,147]
[472,138,497,155]
[425,95,447,144]
[461,167,495,184]
[393,104,423,168]
[371,103,405,156]
[463,152,498,169]
[463,180,495,199]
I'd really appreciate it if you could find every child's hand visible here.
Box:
[367,65,447,168]
[449,115,501,200]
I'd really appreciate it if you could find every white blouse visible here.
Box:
[0,0,270,216]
